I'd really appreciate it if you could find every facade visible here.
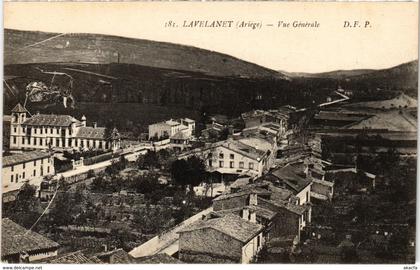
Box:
[178,138,271,177]
[148,118,195,140]
[1,218,60,263]
[9,103,120,152]
[2,150,55,193]
[178,214,264,263]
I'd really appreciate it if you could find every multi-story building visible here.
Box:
[148,118,195,140]
[178,138,273,177]
[2,150,55,193]
[241,105,297,132]
[9,103,120,152]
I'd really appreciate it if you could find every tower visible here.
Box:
[10,103,29,149]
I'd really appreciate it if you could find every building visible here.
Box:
[148,118,195,140]
[1,218,60,263]
[2,150,55,193]
[213,180,309,242]
[241,105,297,132]
[40,251,103,264]
[9,103,120,152]
[178,138,272,177]
[178,214,264,263]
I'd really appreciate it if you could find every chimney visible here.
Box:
[249,193,258,206]
[93,122,97,128]
[102,244,108,252]
[81,115,87,127]
[242,208,250,220]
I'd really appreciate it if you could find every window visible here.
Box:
[230,161,234,168]
[47,166,50,174]
[34,160,37,166]
[22,172,25,178]
[13,136,16,144]
[219,161,224,167]
[11,175,13,183]
[23,127,26,133]
[22,137,25,144]
[249,162,254,170]
[306,191,309,203]
[41,158,44,164]
[33,170,36,177]
[257,235,261,247]
[34,129,37,134]
[16,174,18,182]
[209,160,213,167]
[23,163,25,169]
[34,138,37,146]
[50,128,53,134]
[239,162,244,169]
[40,128,43,134]
[230,154,234,159]
[208,153,213,159]
[13,127,17,133]
[40,139,43,146]
[219,152,224,159]
[11,166,14,172]
[56,138,60,147]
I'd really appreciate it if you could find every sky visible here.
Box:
[4,2,418,73]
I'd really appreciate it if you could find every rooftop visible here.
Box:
[42,251,102,264]
[76,126,107,140]
[2,218,60,257]
[178,214,263,243]
[95,248,136,264]
[3,150,51,168]
[268,164,312,194]
[343,110,417,132]
[136,253,182,264]
[11,103,28,113]
[23,114,79,127]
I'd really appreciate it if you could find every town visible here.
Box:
[1,88,416,264]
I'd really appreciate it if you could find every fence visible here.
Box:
[83,151,114,166]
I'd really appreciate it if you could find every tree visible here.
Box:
[171,156,207,190]
[138,151,159,169]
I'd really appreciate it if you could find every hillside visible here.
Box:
[5,29,285,79]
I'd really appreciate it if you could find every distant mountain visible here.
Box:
[281,69,376,79]
[282,61,418,81]
[5,29,286,79]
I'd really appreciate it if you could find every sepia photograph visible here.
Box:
[1,1,418,266]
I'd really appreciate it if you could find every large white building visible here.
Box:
[2,150,55,193]
[9,103,120,152]
[178,138,274,177]
[148,118,195,140]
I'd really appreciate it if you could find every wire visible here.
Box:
[24,182,60,235]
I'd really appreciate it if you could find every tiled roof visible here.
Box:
[3,151,51,167]
[1,218,59,257]
[178,214,263,243]
[44,251,101,264]
[213,187,270,201]
[95,248,136,264]
[343,110,417,132]
[269,164,311,193]
[246,205,277,220]
[136,253,182,264]
[170,131,188,140]
[11,103,28,113]
[259,197,306,216]
[23,114,79,127]
[76,127,107,140]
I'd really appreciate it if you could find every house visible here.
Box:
[178,138,272,177]
[148,118,195,140]
[9,103,120,152]
[1,218,60,263]
[213,180,309,242]
[241,106,296,133]
[135,253,182,264]
[94,248,136,264]
[261,164,312,226]
[2,150,55,193]
[40,250,102,264]
[178,214,264,263]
